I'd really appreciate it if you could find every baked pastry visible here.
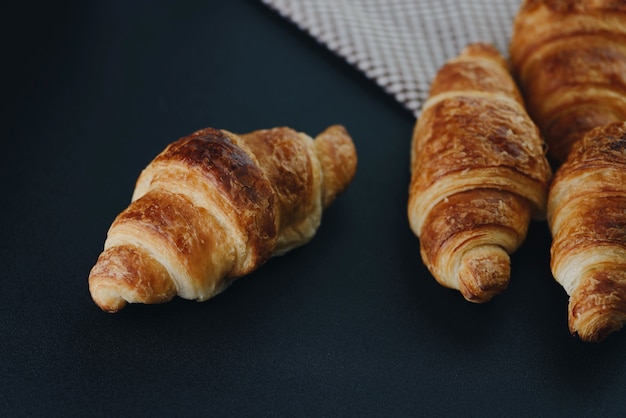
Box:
[509,0,626,163]
[548,122,626,342]
[89,125,357,312]
[408,43,552,303]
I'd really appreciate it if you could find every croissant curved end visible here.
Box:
[88,245,178,313]
[89,282,128,313]
[458,245,510,303]
[569,306,626,343]
[568,270,626,342]
[314,125,358,209]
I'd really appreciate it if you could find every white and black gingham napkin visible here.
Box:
[262,0,522,117]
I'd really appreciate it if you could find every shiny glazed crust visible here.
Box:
[89,125,357,312]
[548,122,626,342]
[408,43,552,303]
[509,0,626,163]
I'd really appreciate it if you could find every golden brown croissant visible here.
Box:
[89,125,357,312]
[548,122,626,342]
[509,0,626,163]
[408,43,552,303]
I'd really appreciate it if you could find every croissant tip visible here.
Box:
[314,124,357,209]
[569,310,626,343]
[321,124,348,135]
[458,245,511,303]
[570,321,624,343]
[90,285,128,313]
[460,42,500,57]
[566,269,626,342]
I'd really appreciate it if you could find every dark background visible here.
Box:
[3,1,625,416]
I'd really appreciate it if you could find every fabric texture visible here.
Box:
[261,0,522,117]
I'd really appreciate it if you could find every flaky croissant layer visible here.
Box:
[89,125,357,312]
[408,43,552,303]
[548,122,626,342]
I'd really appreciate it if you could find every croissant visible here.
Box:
[548,122,626,342]
[88,125,357,312]
[509,0,626,163]
[408,43,552,303]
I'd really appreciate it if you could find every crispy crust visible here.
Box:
[548,122,626,341]
[89,125,357,312]
[408,43,552,303]
[510,0,626,163]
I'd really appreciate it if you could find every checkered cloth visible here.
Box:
[262,0,522,117]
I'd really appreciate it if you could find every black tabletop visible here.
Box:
[3,1,625,416]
